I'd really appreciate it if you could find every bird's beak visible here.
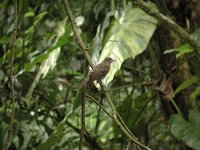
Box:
[111,59,115,62]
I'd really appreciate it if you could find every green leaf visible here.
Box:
[163,44,193,58]
[26,11,48,34]
[33,53,49,63]
[164,28,199,59]
[24,25,71,72]
[36,116,68,150]
[192,28,200,41]
[175,44,193,58]
[24,54,48,72]
[46,24,71,54]
[169,110,200,149]
[191,87,200,100]
[24,11,35,17]
[34,11,48,26]
[174,77,198,95]
[0,35,11,45]
[98,8,157,85]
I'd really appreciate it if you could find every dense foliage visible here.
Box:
[1,0,200,149]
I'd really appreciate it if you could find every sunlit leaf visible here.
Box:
[98,8,157,85]
[24,54,48,72]
[25,21,71,107]
[169,110,200,149]
[75,16,84,26]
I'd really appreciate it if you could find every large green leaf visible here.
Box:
[169,110,200,149]
[99,8,157,85]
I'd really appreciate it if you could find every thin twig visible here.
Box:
[86,94,113,118]
[80,59,88,150]
[107,81,156,92]
[116,111,138,139]
[62,1,89,149]
[3,0,17,149]
[65,120,103,150]
[95,94,103,134]
[79,91,86,150]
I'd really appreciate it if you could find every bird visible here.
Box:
[75,57,115,91]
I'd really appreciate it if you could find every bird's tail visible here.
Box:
[74,73,90,91]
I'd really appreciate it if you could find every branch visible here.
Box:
[38,97,103,149]
[87,93,152,149]
[3,0,17,149]
[62,1,91,149]
[62,0,151,149]
[86,94,113,118]
[80,90,86,150]
[95,94,103,133]
[133,0,200,52]
[62,0,94,68]
[65,120,103,150]
[101,83,151,150]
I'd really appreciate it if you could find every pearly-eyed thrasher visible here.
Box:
[75,57,115,90]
